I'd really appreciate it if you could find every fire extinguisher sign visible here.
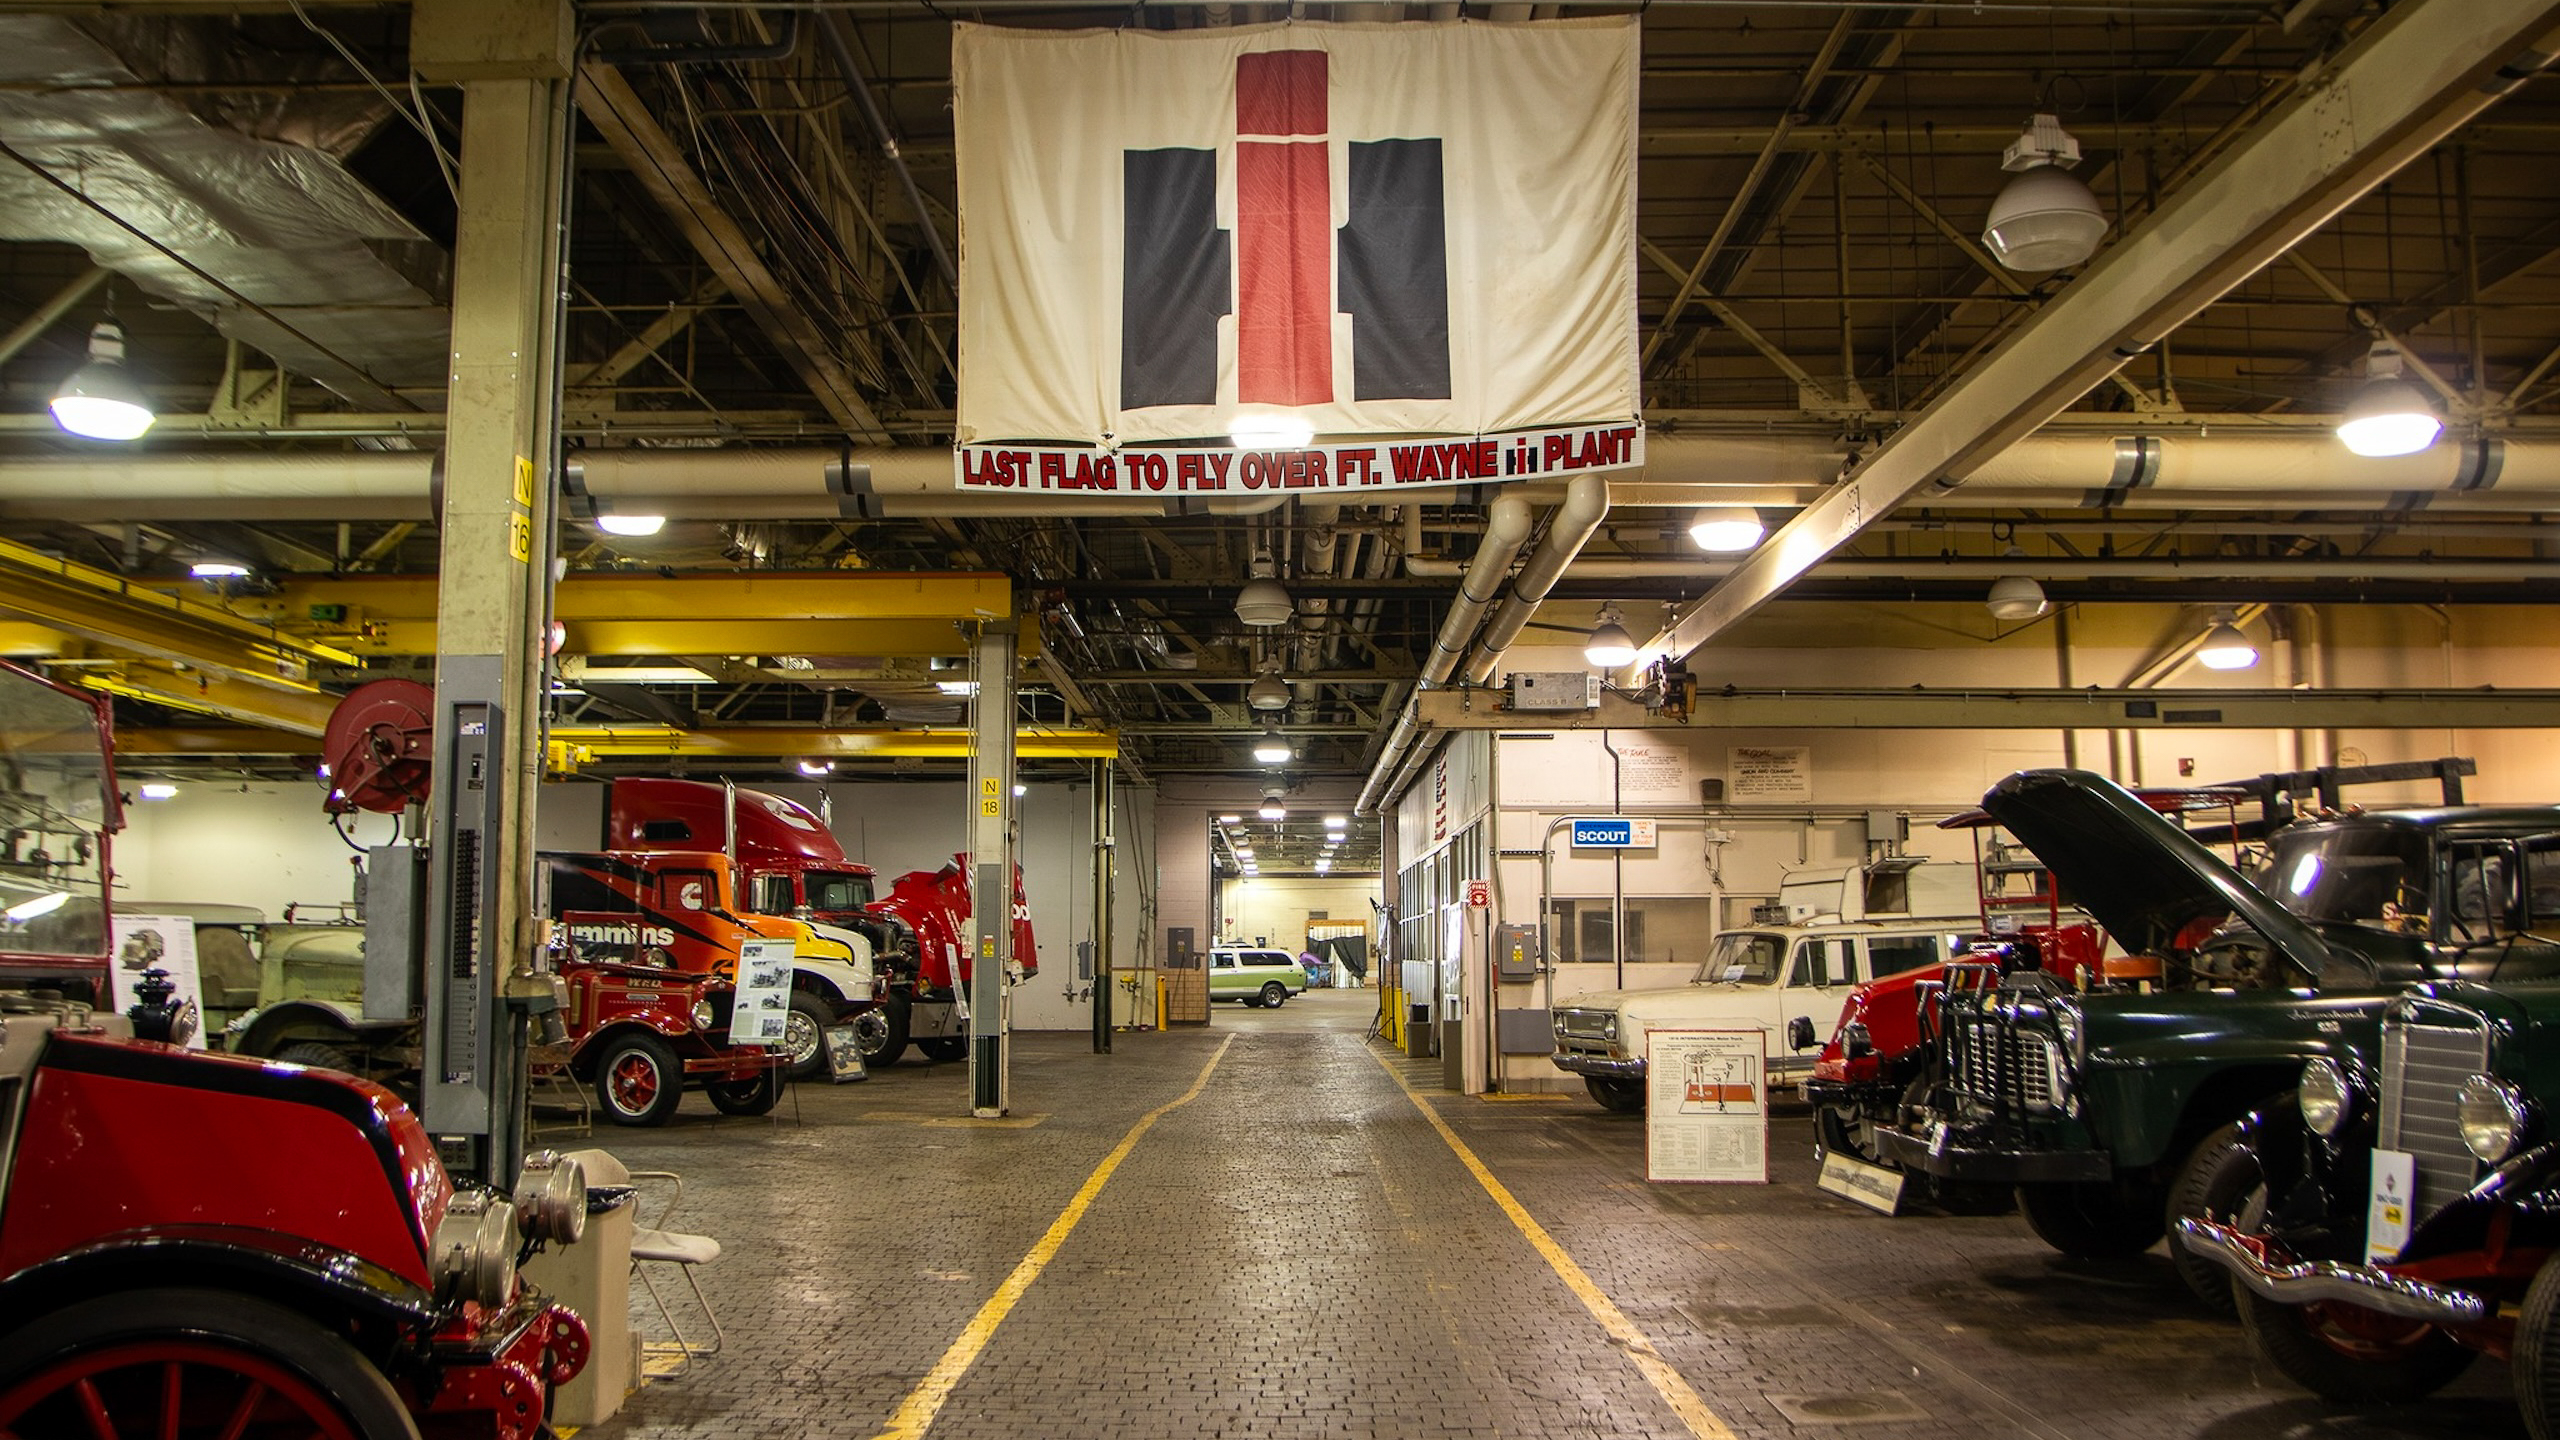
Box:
[1643,1029,1767,1184]
[1464,879,1490,909]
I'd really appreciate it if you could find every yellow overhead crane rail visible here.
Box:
[116,724,1121,768]
[0,538,358,694]
[222,571,1032,659]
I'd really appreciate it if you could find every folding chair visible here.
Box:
[625,1170,724,1376]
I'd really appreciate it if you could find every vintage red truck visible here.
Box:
[0,658,592,1437]
[603,778,1037,1067]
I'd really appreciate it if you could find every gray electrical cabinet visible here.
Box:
[1493,922,1541,980]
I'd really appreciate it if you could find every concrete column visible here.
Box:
[1091,761,1114,1054]
[968,623,1018,1117]
[413,0,571,1183]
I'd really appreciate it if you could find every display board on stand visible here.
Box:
[1644,1029,1766,1183]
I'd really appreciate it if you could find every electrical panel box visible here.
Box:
[1508,671,1600,711]
[1493,923,1541,980]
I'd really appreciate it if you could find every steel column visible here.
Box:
[967,623,1018,1117]
[1092,761,1115,1055]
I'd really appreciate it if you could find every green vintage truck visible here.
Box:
[1876,768,2560,1307]
[2180,967,2560,1435]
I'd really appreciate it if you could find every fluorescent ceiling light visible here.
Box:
[798,759,834,776]
[1229,414,1314,449]
[1013,783,1026,796]
[138,782,179,800]
[936,679,980,696]
[4,891,70,923]
[190,560,252,579]
[1687,505,1765,552]
[1217,813,1242,824]
[594,513,667,537]
[50,321,155,441]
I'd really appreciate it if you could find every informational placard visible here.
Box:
[1464,879,1491,908]
[1729,745,1812,803]
[109,912,206,1050]
[823,1025,869,1083]
[1567,816,1657,849]
[1613,740,1695,807]
[2366,1147,2417,1261]
[730,938,795,1047]
[1645,1029,1767,1183]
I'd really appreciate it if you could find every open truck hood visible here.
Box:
[1972,769,2365,985]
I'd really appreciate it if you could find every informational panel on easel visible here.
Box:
[1643,1029,1767,1183]
[729,938,794,1046]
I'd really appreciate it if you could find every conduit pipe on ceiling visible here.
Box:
[1459,473,1610,685]
[1354,495,1534,817]
[1416,556,2560,583]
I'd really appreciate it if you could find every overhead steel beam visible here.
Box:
[1414,687,2560,733]
[1640,0,2560,669]
[574,61,893,445]
[77,666,338,736]
[554,725,1117,761]
[0,538,357,691]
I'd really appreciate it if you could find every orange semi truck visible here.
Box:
[604,779,1035,1067]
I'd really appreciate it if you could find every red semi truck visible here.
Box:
[604,778,1036,1066]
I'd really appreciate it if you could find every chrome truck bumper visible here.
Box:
[2174,1217,2489,1325]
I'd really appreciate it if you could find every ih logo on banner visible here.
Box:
[1123,50,1448,414]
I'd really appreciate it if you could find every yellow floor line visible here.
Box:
[868,1036,1236,1440]
[1373,1053,1739,1440]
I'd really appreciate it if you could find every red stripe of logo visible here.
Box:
[1236,52,1331,405]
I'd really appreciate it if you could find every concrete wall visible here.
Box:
[1215,876,1376,950]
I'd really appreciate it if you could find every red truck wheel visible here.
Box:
[595,1032,685,1126]
[0,1288,419,1439]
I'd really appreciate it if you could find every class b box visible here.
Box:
[1507,671,1601,712]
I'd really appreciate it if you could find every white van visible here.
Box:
[1547,861,1978,1113]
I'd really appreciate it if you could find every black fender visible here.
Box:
[0,1226,441,1347]
[2400,1139,2560,1264]
[229,1000,365,1059]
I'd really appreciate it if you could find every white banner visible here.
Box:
[956,421,1639,499]
[952,18,1640,454]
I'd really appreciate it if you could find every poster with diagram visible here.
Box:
[1644,1029,1766,1183]
[108,912,206,1050]
[729,937,795,1046]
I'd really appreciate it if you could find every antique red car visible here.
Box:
[554,954,784,1126]
[0,658,590,1438]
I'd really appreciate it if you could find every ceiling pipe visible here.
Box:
[1416,555,2560,584]
[1355,495,1534,817]
[1459,473,1609,685]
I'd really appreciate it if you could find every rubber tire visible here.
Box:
[2237,1283,2475,1403]
[858,991,911,1068]
[918,1037,969,1062]
[2017,1178,2169,1259]
[782,991,835,1080]
[1585,1076,1645,1113]
[706,1066,782,1116]
[2166,1123,2263,1314]
[273,1039,356,1073]
[0,1287,419,1440]
[2514,1259,2560,1438]
[1259,982,1289,1009]
[594,1031,685,1127]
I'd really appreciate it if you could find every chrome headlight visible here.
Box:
[1602,1014,1619,1041]
[1550,1011,1567,1036]
[431,1191,519,1309]
[2458,1075,2530,1163]
[2298,1057,2350,1138]
[691,998,717,1030]
[514,1150,588,1246]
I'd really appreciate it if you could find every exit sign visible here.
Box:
[1568,817,1657,849]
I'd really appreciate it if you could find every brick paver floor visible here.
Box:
[572,986,2519,1438]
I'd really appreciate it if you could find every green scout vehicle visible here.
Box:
[2181,967,2560,1436]
[1208,946,1308,1008]
[1878,768,2560,1308]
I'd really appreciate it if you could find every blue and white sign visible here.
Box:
[1568,816,1657,849]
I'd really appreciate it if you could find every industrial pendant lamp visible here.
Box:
[50,319,156,441]
[2196,607,2259,671]
[1981,114,2107,273]
[2336,342,2442,457]
[1687,505,1765,553]
[595,513,667,537]
[1258,786,1288,821]
[1247,660,1291,712]
[1235,552,1293,627]
[1251,730,1292,764]
[1583,607,1637,667]
[1984,547,2049,621]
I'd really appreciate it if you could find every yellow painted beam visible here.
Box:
[0,538,356,691]
[79,668,339,737]
[0,623,65,657]
[114,727,324,756]
[555,725,1119,760]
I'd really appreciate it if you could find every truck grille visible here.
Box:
[1957,1017,2059,1112]
[1554,1008,1614,1041]
[2378,1016,2491,1224]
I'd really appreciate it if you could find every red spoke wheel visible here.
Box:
[0,1289,419,1440]
[2237,1278,2475,1403]
[593,1030,685,1126]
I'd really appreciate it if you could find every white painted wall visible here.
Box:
[1216,876,1376,950]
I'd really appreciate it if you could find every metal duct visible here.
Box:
[0,16,447,409]
[1355,495,1533,817]
[1459,473,1609,685]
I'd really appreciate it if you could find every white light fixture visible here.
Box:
[1583,607,1638,667]
[50,320,155,441]
[2336,342,2443,457]
[1258,797,1287,820]
[935,679,980,697]
[2197,607,2259,671]
[1216,813,1243,824]
[1229,413,1314,449]
[138,781,180,800]
[3,891,70,923]
[1247,662,1291,712]
[797,759,834,777]
[190,560,252,580]
[1314,859,1332,873]
[1252,731,1292,763]
[1985,545,2050,621]
[1235,553,1294,627]
[594,513,667,537]
[1982,114,2107,272]
[1687,505,1765,553]
[1012,783,1026,797]
[559,662,715,685]
[1234,846,1254,859]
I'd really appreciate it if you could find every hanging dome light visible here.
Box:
[595,513,667,537]
[1258,792,1287,820]
[1583,610,1638,667]
[1247,661,1291,712]
[1687,505,1765,553]
[2197,607,2259,671]
[50,320,156,441]
[1984,546,2049,621]
[1982,115,2107,273]
[2336,343,2442,457]
[1235,552,1293,627]
[1251,730,1292,763]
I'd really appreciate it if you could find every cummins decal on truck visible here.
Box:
[604,778,1036,1067]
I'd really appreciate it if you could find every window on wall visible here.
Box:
[1545,896,1718,964]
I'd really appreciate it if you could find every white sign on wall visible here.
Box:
[1614,740,1696,806]
[1644,1029,1767,1183]
[108,912,206,1050]
[730,938,795,1046]
[1729,745,1812,803]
